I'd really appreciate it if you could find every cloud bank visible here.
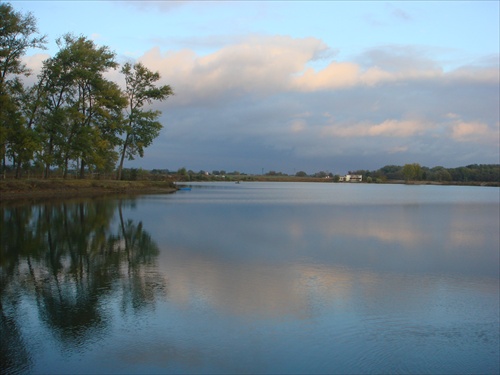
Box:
[25,34,499,174]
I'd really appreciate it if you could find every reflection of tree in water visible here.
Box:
[118,204,166,313]
[0,308,32,374]
[0,199,166,374]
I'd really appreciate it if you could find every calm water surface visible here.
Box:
[1,182,499,374]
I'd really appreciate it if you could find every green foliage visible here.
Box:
[1,6,172,180]
[0,2,47,176]
[365,163,499,183]
[0,3,47,80]
[266,170,288,176]
[402,163,423,181]
[39,34,126,179]
[117,62,173,180]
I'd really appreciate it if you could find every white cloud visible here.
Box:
[290,119,306,133]
[19,53,50,85]
[139,35,331,104]
[321,119,429,138]
[137,36,498,103]
[450,121,499,144]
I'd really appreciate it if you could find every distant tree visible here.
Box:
[116,62,173,180]
[402,163,423,181]
[430,166,452,182]
[295,171,307,177]
[266,170,278,176]
[378,165,404,180]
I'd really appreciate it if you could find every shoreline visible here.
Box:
[1,178,498,203]
[0,179,177,203]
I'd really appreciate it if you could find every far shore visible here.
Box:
[1,177,498,203]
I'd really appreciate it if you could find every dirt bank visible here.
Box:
[0,179,177,203]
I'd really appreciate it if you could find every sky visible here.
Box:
[11,0,500,175]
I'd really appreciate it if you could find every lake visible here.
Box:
[1,182,499,374]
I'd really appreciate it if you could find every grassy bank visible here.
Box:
[0,179,177,203]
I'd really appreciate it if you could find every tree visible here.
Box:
[0,2,46,177]
[116,62,173,180]
[402,163,423,182]
[39,34,126,178]
[5,79,45,178]
[430,166,452,182]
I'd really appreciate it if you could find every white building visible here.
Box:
[340,174,363,182]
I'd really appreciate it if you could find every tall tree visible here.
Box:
[0,2,46,177]
[39,34,125,178]
[5,78,45,178]
[117,62,173,180]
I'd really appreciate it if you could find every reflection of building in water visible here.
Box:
[339,174,363,182]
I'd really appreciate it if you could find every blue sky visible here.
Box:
[12,0,500,174]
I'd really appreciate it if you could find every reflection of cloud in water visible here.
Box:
[160,250,479,320]
[320,217,421,246]
[161,250,310,317]
[447,205,488,248]
[162,248,465,322]
[316,206,473,248]
[143,196,499,320]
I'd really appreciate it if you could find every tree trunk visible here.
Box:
[116,133,129,180]
[79,158,85,179]
[1,150,6,179]
[63,157,69,179]
[15,159,21,179]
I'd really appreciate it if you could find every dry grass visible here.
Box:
[0,179,177,202]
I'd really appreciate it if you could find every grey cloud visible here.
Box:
[386,3,413,22]
[119,37,499,174]
[152,71,497,174]
[117,1,188,13]
[356,45,441,72]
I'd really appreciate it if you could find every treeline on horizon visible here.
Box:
[109,163,498,184]
[0,3,172,181]
[1,158,498,184]
[343,163,499,183]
